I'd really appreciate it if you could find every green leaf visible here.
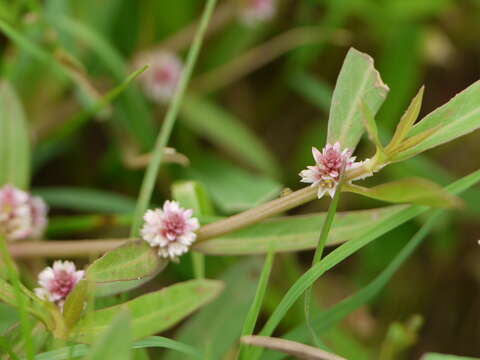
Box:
[266,212,442,360]
[396,80,480,160]
[172,181,214,217]
[181,152,282,213]
[84,312,132,360]
[238,250,275,360]
[344,178,462,208]
[249,169,480,360]
[63,280,89,330]
[180,95,280,178]
[388,86,424,151]
[194,206,407,255]
[86,241,167,297]
[360,101,383,150]
[327,47,389,150]
[35,336,203,360]
[164,260,261,360]
[0,81,30,189]
[73,279,224,342]
[0,278,17,307]
[421,354,480,360]
[33,187,137,214]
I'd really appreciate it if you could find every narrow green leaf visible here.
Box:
[0,278,17,307]
[327,47,389,150]
[164,260,261,360]
[249,169,480,360]
[73,279,224,342]
[63,280,89,330]
[239,250,275,359]
[397,80,480,160]
[86,241,167,297]
[84,312,132,360]
[421,354,479,360]
[388,86,424,151]
[360,101,383,150]
[33,187,137,214]
[266,212,442,360]
[0,81,30,189]
[194,206,406,255]
[180,96,280,177]
[345,178,462,208]
[35,336,203,360]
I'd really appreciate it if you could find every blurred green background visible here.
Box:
[1,0,479,358]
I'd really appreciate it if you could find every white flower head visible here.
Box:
[239,0,276,26]
[141,200,200,260]
[0,185,48,241]
[135,51,183,104]
[299,142,362,198]
[35,260,84,309]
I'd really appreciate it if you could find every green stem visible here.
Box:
[304,182,343,347]
[0,235,35,360]
[130,0,218,237]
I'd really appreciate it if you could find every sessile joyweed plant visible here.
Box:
[1,39,480,360]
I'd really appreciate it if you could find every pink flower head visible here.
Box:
[239,0,276,26]
[0,185,48,241]
[299,142,361,198]
[141,200,200,260]
[136,51,183,104]
[35,260,84,308]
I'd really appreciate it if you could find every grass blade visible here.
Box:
[130,0,218,237]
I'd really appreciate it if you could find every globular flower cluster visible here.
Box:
[141,201,199,260]
[239,0,276,26]
[0,185,48,241]
[300,142,362,198]
[136,51,183,104]
[35,260,84,309]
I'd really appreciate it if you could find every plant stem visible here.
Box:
[304,178,344,347]
[130,0,218,237]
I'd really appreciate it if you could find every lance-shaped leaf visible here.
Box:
[421,354,479,360]
[0,278,16,306]
[360,101,383,151]
[164,259,262,360]
[387,86,425,152]
[72,279,224,342]
[194,206,406,255]
[63,280,90,329]
[327,48,389,150]
[344,178,462,208]
[86,241,167,297]
[0,81,31,189]
[396,80,480,160]
[84,312,132,360]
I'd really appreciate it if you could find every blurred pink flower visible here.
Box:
[35,260,84,308]
[299,142,361,198]
[136,51,183,104]
[0,185,48,241]
[141,200,199,260]
[239,0,276,26]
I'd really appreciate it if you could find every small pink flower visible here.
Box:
[135,51,183,104]
[0,185,48,241]
[239,0,276,26]
[299,142,361,198]
[35,260,84,308]
[141,200,200,260]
